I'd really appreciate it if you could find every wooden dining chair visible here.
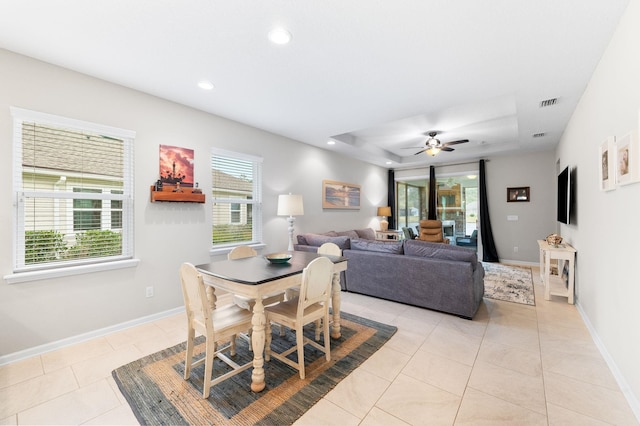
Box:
[286,242,341,340]
[264,256,333,379]
[179,262,253,398]
[228,245,286,311]
[228,245,286,346]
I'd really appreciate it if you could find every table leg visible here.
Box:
[250,298,266,392]
[544,252,551,301]
[330,272,342,339]
[205,286,217,310]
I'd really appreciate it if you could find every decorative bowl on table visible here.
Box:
[546,233,563,247]
[265,253,292,264]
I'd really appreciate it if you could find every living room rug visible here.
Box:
[112,312,396,426]
[482,262,535,305]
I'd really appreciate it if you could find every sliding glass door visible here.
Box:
[396,172,478,249]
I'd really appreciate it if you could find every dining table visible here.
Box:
[195,250,348,392]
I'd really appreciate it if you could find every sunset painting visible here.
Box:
[159,145,194,187]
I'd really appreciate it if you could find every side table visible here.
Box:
[537,240,577,304]
[375,230,402,240]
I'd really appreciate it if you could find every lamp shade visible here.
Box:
[277,194,304,216]
[377,206,392,217]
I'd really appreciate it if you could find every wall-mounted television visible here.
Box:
[557,166,571,224]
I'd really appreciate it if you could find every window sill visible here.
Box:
[209,243,266,257]
[3,259,140,284]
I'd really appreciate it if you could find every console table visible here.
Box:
[537,240,576,304]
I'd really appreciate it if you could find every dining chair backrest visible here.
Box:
[228,245,257,260]
[317,242,341,256]
[297,256,333,314]
[179,262,254,398]
[180,262,212,332]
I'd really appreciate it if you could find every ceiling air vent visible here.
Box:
[532,132,546,138]
[539,98,558,108]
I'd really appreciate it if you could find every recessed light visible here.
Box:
[327,140,336,145]
[197,80,214,90]
[268,27,292,45]
[386,161,393,165]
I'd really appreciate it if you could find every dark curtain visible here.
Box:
[427,165,437,220]
[387,169,396,229]
[479,159,499,262]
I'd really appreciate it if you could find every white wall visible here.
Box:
[484,151,557,263]
[0,49,387,356]
[556,0,640,411]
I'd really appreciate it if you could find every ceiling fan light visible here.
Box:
[426,147,440,156]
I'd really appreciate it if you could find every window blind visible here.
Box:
[211,148,263,247]
[12,108,135,272]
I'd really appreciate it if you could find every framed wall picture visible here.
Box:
[322,180,361,209]
[599,136,615,191]
[159,144,194,187]
[615,131,639,186]
[507,186,530,202]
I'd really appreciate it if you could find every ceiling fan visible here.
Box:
[405,131,469,156]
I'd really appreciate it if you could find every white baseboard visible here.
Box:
[576,302,640,422]
[496,258,538,267]
[0,306,184,366]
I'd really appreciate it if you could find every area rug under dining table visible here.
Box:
[112,311,396,425]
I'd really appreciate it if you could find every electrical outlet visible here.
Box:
[513,246,519,253]
[145,286,154,298]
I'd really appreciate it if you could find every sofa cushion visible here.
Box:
[350,238,404,254]
[355,228,376,240]
[296,231,338,245]
[336,230,359,239]
[304,234,350,249]
[404,239,477,267]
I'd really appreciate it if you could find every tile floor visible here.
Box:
[1,266,638,425]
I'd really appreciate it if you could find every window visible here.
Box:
[395,181,425,229]
[73,188,102,231]
[230,203,241,224]
[211,148,262,247]
[11,107,135,274]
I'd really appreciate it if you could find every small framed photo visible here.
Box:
[615,132,634,186]
[599,136,615,191]
[507,187,530,202]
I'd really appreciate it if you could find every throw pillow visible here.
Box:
[404,239,477,266]
[297,231,338,246]
[350,238,404,254]
[336,230,359,239]
[355,228,376,240]
[304,234,351,249]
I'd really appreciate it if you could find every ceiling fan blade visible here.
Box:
[442,139,469,147]
[402,146,426,149]
[413,149,427,155]
[441,147,455,152]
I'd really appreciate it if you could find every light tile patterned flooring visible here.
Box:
[1,266,638,425]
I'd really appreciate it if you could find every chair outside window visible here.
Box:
[456,229,478,248]
[179,262,253,398]
[402,226,417,240]
[418,219,450,244]
[265,256,334,379]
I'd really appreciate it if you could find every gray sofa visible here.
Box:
[294,230,484,319]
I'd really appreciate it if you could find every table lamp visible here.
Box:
[377,206,392,231]
[277,193,304,251]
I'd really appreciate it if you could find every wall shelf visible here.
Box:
[150,185,205,203]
